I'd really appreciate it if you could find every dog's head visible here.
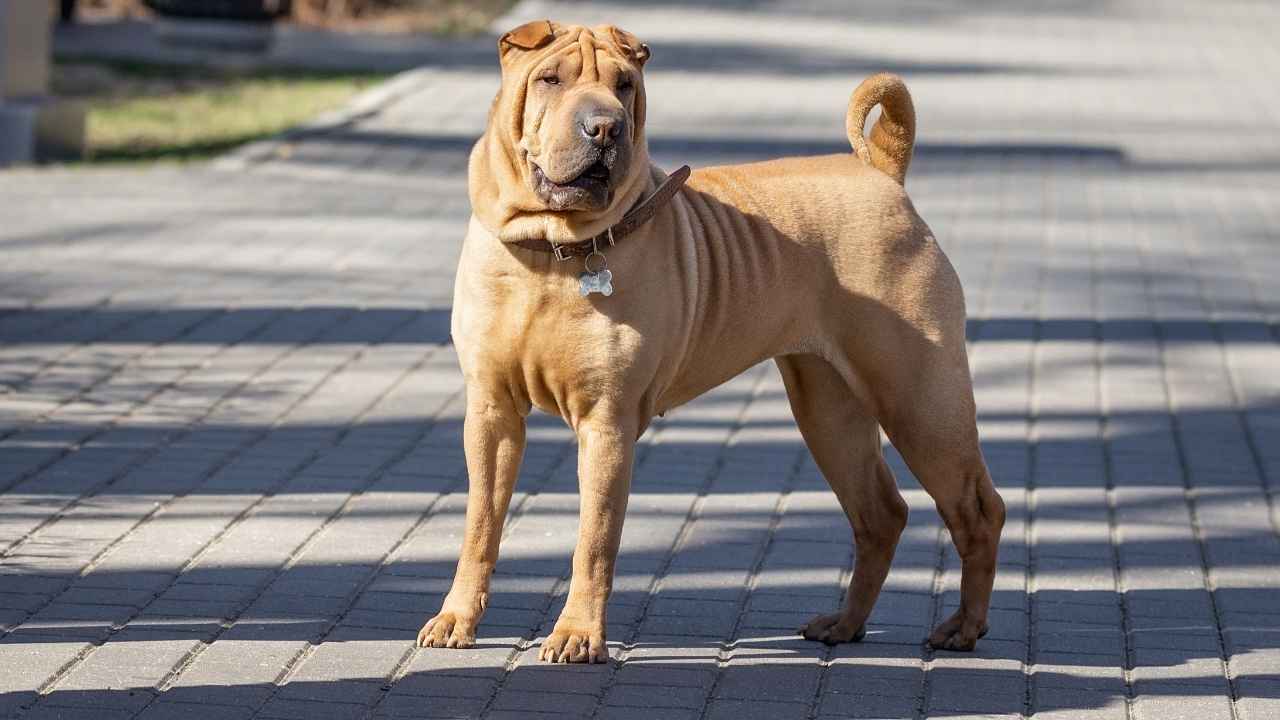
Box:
[471,21,652,242]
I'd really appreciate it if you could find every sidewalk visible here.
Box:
[2,1,1279,719]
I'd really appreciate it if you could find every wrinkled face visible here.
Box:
[498,22,649,213]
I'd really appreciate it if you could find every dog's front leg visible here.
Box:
[417,393,525,649]
[539,419,635,664]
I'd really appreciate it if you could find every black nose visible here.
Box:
[580,114,623,146]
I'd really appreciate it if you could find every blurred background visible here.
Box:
[11,0,516,162]
[0,2,1277,720]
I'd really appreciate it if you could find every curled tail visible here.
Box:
[846,73,916,185]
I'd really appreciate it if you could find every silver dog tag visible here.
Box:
[579,269,614,297]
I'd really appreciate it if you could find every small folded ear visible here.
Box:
[608,26,650,67]
[499,19,558,59]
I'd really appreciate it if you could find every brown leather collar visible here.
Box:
[511,165,691,260]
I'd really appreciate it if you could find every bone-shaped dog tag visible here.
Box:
[579,269,614,297]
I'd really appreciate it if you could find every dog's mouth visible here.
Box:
[532,157,615,211]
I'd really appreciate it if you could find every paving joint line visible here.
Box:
[142,365,463,715]
[0,221,346,491]
[1099,327,1140,720]
[914,524,949,720]
[1135,190,1244,717]
[0,221,293,441]
[1019,147,1054,720]
[0,304,235,485]
[688,370,802,720]
[1152,319,1245,718]
[23,315,425,706]
[1166,177,1253,714]
[1099,174,1140,720]
[0,303,312,539]
[0,302,361,561]
[1022,321,1039,720]
[0,297,115,389]
[239,401,479,719]
[0,216,408,544]
[1196,181,1280,545]
[0,191,382,423]
[805,485,860,720]
[16,310,428,713]
[0,227,244,385]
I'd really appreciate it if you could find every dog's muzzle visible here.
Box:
[532,144,624,211]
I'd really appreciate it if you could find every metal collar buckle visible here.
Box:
[550,227,615,262]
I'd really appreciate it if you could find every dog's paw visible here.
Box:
[926,609,988,652]
[538,624,608,663]
[416,610,477,649]
[798,612,867,645]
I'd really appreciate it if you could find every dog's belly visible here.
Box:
[653,326,813,414]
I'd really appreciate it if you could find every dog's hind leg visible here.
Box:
[777,354,909,645]
[879,354,1005,652]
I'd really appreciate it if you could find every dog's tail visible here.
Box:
[846,73,916,185]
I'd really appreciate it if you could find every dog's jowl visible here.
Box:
[416,20,1006,664]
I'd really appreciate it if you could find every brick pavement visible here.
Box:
[2,1,1279,718]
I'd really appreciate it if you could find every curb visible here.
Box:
[210,67,434,171]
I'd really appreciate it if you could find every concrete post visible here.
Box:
[0,0,85,165]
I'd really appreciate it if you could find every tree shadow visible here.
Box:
[4,637,1277,718]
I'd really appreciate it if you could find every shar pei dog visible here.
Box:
[417,20,1005,663]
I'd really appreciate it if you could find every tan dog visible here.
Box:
[417,20,1006,664]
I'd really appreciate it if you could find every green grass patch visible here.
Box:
[293,0,519,36]
[52,61,389,162]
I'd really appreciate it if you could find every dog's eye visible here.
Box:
[617,78,634,92]
[539,75,560,86]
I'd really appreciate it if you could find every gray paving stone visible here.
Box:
[372,693,490,719]
[482,712,560,720]
[714,665,820,703]
[488,689,598,716]
[257,697,370,720]
[2,1,1279,719]
[822,692,924,720]
[611,663,717,690]
[599,707,699,720]
[1134,692,1236,720]
[499,658,611,696]
[21,706,135,720]
[927,670,1026,714]
[135,701,256,720]
[704,698,810,720]
[389,673,497,699]
[604,683,707,709]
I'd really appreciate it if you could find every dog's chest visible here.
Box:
[453,258,646,419]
